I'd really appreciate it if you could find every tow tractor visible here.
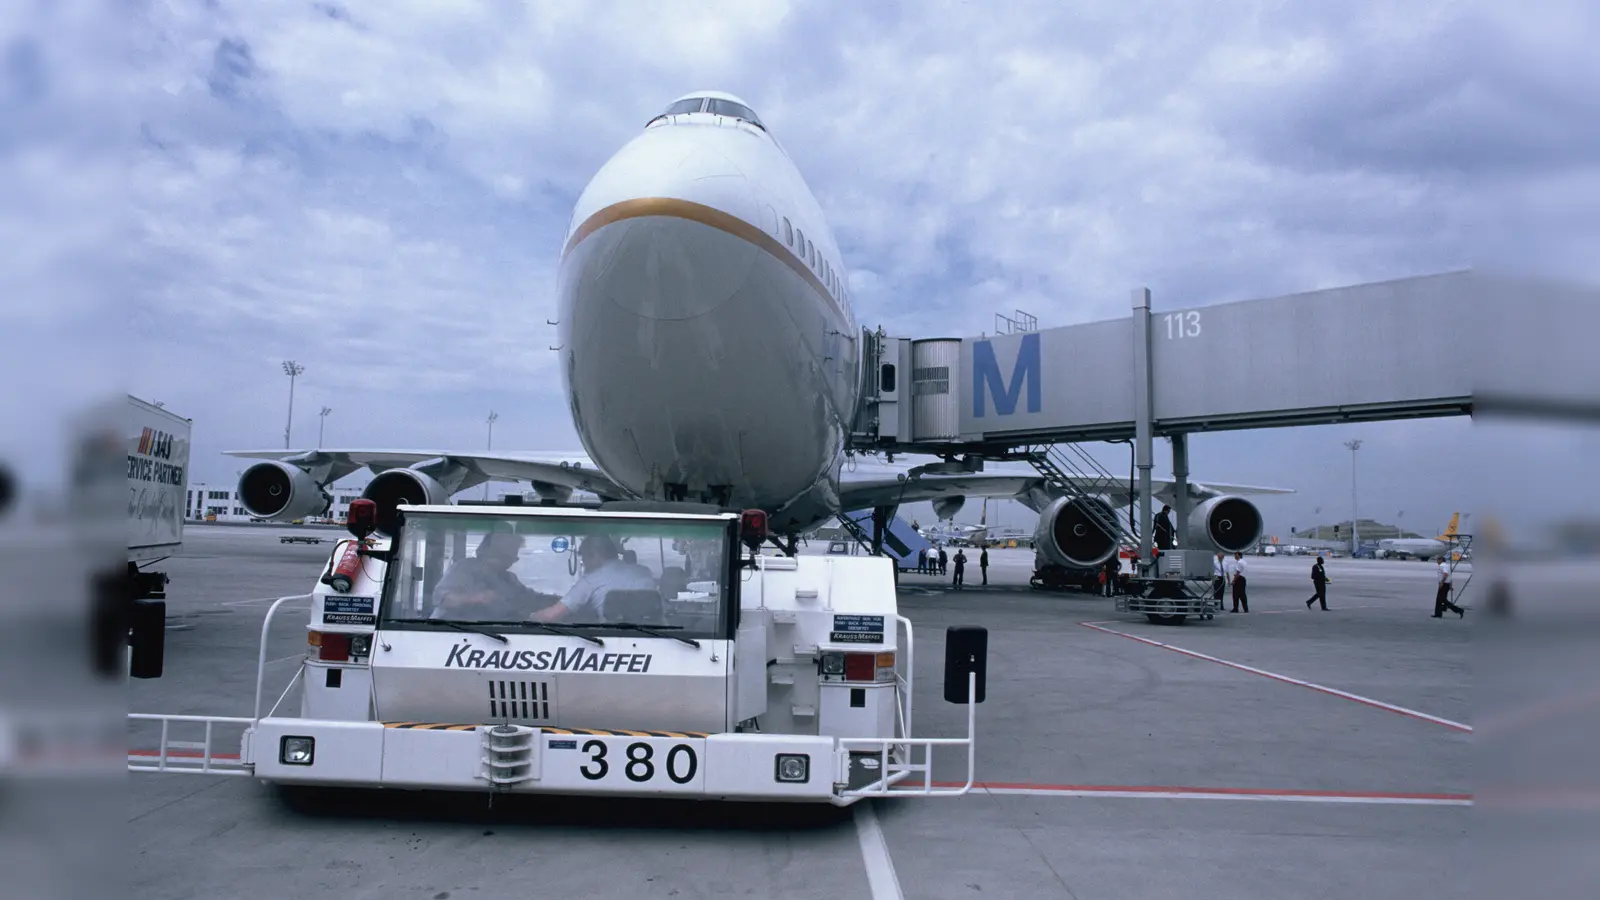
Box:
[127,500,988,805]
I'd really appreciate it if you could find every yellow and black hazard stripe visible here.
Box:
[539,727,710,739]
[382,722,481,731]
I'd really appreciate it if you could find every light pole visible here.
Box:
[282,361,304,448]
[319,406,332,448]
[484,411,498,499]
[1344,439,1362,554]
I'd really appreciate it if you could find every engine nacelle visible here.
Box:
[1033,495,1120,568]
[529,480,573,505]
[931,496,965,522]
[237,461,330,521]
[1186,495,1263,554]
[363,468,451,536]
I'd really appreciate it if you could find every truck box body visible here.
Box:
[127,396,190,561]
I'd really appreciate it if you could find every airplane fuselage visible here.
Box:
[557,92,861,533]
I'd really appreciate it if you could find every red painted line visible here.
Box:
[1079,621,1473,733]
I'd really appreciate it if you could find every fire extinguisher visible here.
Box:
[322,539,366,592]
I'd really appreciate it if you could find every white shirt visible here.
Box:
[1231,557,1247,577]
[1437,562,1450,584]
[557,561,660,620]
[1214,556,1225,577]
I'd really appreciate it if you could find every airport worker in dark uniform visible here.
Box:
[1306,555,1329,609]
[1103,554,1119,596]
[952,549,966,589]
[979,547,989,585]
[1154,504,1174,550]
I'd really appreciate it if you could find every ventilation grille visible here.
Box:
[488,680,550,721]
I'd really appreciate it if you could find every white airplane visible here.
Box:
[228,91,1291,568]
[1376,513,1465,560]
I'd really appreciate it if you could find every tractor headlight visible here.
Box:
[280,736,315,766]
[820,653,844,676]
[775,754,809,783]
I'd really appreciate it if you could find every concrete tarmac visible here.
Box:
[128,527,1481,899]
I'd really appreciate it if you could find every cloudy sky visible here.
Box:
[5,0,1597,537]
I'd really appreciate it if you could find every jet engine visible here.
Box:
[1187,495,1263,554]
[529,480,573,505]
[237,461,330,521]
[362,468,452,536]
[1033,495,1120,568]
[931,496,965,522]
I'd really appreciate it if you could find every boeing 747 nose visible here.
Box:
[556,92,859,522]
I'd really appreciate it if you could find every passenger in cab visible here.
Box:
[430,531,556,620]
[528,534,659,623]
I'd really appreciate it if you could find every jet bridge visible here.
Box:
[851,268,1600,605]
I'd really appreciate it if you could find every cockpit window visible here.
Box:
[705,98,764,130]
[661,98,706,117]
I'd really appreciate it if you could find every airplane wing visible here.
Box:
[837,472,1293,515]
[224,449,631,500]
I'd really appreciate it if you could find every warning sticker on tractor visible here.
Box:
[830,614,885,644]
[323,596,375,626]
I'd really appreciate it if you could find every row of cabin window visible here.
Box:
[779,215,844,301]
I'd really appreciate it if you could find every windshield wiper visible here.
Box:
[386,618,604,646]
[473,620,605,647]
[387,617,508,643]
[565,622,701,648]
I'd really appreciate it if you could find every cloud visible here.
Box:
[0,0,1590,536]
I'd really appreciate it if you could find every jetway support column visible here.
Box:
[1132,288,1154,562]
[1172,433,1189,548]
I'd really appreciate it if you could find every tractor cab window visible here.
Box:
[380,511,735,640]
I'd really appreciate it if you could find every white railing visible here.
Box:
[128,592,312,776]
[837,670,976,799]
[126,714,255,775]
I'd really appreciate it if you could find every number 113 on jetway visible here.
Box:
[1164,311,1201,339]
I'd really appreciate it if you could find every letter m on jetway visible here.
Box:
[972,333,1041,418]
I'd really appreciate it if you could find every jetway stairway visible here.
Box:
[1021,441,1139,550]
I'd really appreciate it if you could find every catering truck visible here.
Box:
[127,395,190,602]
[128,501,988,805]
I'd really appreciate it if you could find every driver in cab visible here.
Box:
[430,531,555,620]
[529,534,658,622]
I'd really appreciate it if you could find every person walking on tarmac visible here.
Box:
[952,549,967,589]
[1154,504,1174,550]
[1306,554,1329,610]
[1433,556,1464,618]
[1103,553,1119,597]
[1230,551,1249,612]
[938,546,948,575]
[979,547,989,585]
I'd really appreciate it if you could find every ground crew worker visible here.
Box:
[529,534,658,623]
[1103,554,1119,597]
[1230,551,1248,612]
[1432,556,1464,618]
[979,547,989,585]
[431,531,557,620]
[1154,504,1174,550]
[952,549,966,589]
[1213,552,1226,606]
[1306,555,1329,610]
[938,546,948,575]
